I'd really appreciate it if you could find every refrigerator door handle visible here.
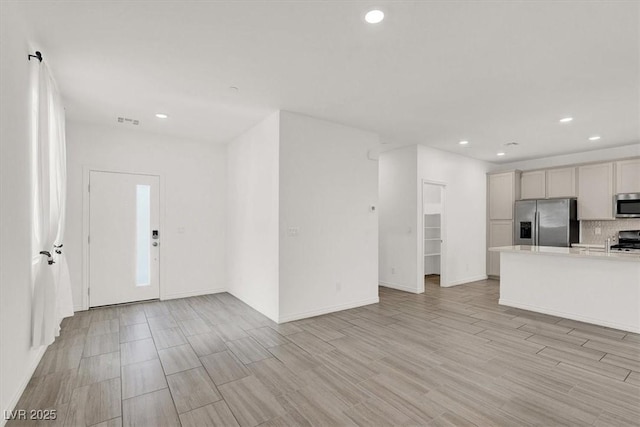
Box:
[533,211,540,246]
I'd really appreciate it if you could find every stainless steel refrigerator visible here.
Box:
[515,198,579,247]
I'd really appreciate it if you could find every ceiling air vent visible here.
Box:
[117,117,140,125]
[505,142,519,147]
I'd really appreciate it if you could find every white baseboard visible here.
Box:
[499,298,639,334]
[379,281,422,294]
[278,296,379,323]
[2,345,47,427]
[75,289,228,311]
[162,287,226,300]
[442,274,489,288]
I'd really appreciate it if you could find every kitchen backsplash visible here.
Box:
[581,219,640,244]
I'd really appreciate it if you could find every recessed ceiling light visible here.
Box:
[459,140,469,145]
[559,117,573,123]
[365,10,384,24]
[497,152,506,156]
[155,113,168,119]
[588,135,601,141]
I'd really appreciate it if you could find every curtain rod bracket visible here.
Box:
[28,51,43,62]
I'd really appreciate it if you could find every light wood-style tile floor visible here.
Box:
[9,279,640,426]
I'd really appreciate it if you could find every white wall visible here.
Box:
[278,112,379,322]
[378,146,420,292]
[417,145,489,287]
[379,145,489,293]
[66,122,227,307]
[226,112,280,322]
[0,5,48,420]
[491,143,640,172]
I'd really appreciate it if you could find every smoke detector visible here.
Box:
[117,117,140,126]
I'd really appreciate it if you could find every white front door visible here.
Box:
[89,171,160,307]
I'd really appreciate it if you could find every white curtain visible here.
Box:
[31,59,73,347]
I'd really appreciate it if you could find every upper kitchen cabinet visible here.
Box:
[520,170,546,200]
[546,167,577,198]
[520,167,576,199]
[488,171,520,220]
[578,162,615,220]
[616,159,640,194]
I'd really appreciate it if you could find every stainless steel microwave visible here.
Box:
[615,193,640,218]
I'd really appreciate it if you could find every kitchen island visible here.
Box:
[489,245,640,333]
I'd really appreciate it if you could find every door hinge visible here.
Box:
[88,235,90,244]
[88,184,90,192]
[88,288,90,296]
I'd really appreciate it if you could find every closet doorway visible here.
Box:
[422,181,445,287]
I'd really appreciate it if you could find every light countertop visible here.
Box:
[489,245,640,262]
[571,243,606,250]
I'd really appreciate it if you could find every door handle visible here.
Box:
[152,242,159,247]
[535,212,540,246]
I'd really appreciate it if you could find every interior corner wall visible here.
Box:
[65,122,227,306]
[378,146,421,293]
[226,112,280,322]
[0,4,47,420]
[417,145,489,287]
[277,111,379,322]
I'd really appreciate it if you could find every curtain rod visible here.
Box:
[28,51,43,62]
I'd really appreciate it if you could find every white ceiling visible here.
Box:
[11,0,640,162]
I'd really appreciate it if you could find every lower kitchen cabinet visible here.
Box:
[488,220,513,277]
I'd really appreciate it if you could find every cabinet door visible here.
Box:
[547,167,576,198]
[489,172,515,220]
[578,163,614,220]
[488,220,513,276]
[616,159,640,193]
[520,171,546,200]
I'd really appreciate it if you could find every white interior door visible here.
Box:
[89,171,160,307]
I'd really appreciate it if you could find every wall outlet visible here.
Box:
[287,227,300,237]
[177,227,185,234]
[391,267,396,274]
[595,227,601,235]
[336,281,342,292]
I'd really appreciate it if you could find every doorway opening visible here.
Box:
[422,181,445,288]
